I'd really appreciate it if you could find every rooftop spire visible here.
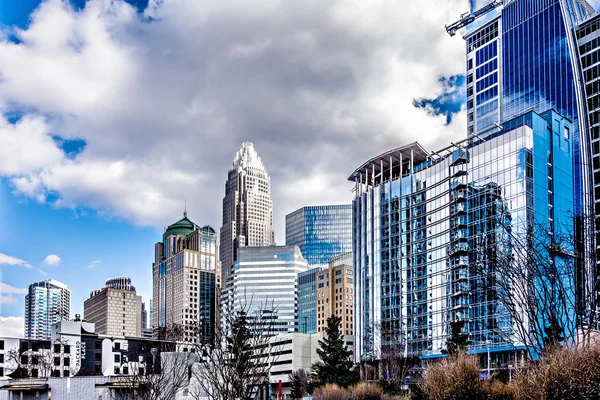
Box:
[184,199,187,218]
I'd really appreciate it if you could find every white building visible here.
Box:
[179,332,354,400]
[229,246,309,334]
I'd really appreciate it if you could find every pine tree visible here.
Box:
[312,315,357,388]
[289,372,305,400]
[442,320,472,356]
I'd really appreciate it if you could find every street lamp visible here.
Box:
[150,348,158,375]
[486,340,492,377]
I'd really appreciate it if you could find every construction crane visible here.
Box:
[446,0,597,37]
[445,0,503,37]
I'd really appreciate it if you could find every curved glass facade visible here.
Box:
[285,205,352,266]
[351,110,573,361]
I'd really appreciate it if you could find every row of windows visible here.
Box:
[577,18,600,39]
[476,58,498,79]
[580,35,600,57]
[475,41,498,65]
[581,48,600,70]
[467,21,498,52]
[476,85,498,104]
[476,72,498,93]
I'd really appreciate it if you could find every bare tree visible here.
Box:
[478,216,579,357]
[189,297,282,400]
[107,343,188,400]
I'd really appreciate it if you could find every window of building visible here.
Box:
[20,355,28,364]
[64,358,70,367]
[114,366,120,375]
[63,345,70,353]
[54,344,61,353]
[114,354,120,363]
[0,340,4,350]
[0,354,3,363]
[114,343,120,350]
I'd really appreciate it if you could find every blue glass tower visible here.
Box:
[285,205,352,266]
[297,267,324,333]
[350,110,573,363]
[464,0,599,326]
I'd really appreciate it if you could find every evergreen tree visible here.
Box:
[312,315,358,388]
[226,310,252,394]
[289,371,305,400]
[442,320,472,356]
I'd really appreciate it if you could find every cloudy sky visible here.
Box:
[0,0,596,337]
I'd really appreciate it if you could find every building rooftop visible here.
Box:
[163,211,197,240]
[348,142,430,184]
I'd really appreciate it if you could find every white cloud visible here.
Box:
[0,253,32,269]
[0,0,470,240]
[42,254,61,266]
[0,282,27,294]
[88,260,102,269]
[0,316,24,337]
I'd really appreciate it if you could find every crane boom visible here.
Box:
[445,0,504,37]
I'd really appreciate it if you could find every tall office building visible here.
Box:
[153,213,218,344]
[351,110,573,362]
[285,205,352,266]
[459,0,599,316]
[297,267,325,334]
[576,13,600,318]
[316,253,354,336]
[84,277,142,337]
[230,246,308,334]
[141,301,148,330]
[220,142,274,287]
[24,280,70,340]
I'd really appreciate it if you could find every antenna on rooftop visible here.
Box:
[184,199,187,218]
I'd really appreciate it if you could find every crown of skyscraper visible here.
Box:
[231,141,267,172]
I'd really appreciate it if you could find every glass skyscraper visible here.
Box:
[464,0,599,317]
[285,205,352,266]
[297,267,324,334]
[25,280,71,340]
[231,246,309,334]
[351,110,573,362]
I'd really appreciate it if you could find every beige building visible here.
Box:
[84,277,142,337]
[152,213,218,345]
[316,253,354,336]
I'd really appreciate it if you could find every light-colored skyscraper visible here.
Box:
[24,279,70,340]
[84,277,142,337]
[220,142,274,286]
[230,246,308,334]
[153,213,218,344]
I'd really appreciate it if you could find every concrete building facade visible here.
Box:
[153,213,218,345]
[316,253,354,336]
[84,277,142,338]
[220,142,274,287]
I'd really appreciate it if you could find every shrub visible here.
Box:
[351,382,383,400]
[511,343,600,400]
[419,351,488,400]
[313,383,348,400]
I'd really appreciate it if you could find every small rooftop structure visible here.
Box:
[348,142,429,185]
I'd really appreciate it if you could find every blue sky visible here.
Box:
[0,0,479,337]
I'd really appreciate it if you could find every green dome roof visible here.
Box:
[163,212,197,240]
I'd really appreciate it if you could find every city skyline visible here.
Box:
[1,0,599,339]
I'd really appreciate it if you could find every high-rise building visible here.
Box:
[297,267,325,334]
[153,213,218,344]
[230,246,308,334]
[84,277,142,337]
[285,205,352,266]
[351,110,573,363]
[24,279,70,340]
[141,301,148,330]
[316,253,354,336]
[220,142,274,287]
[576,13,600,320]
[459,0,599,317]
